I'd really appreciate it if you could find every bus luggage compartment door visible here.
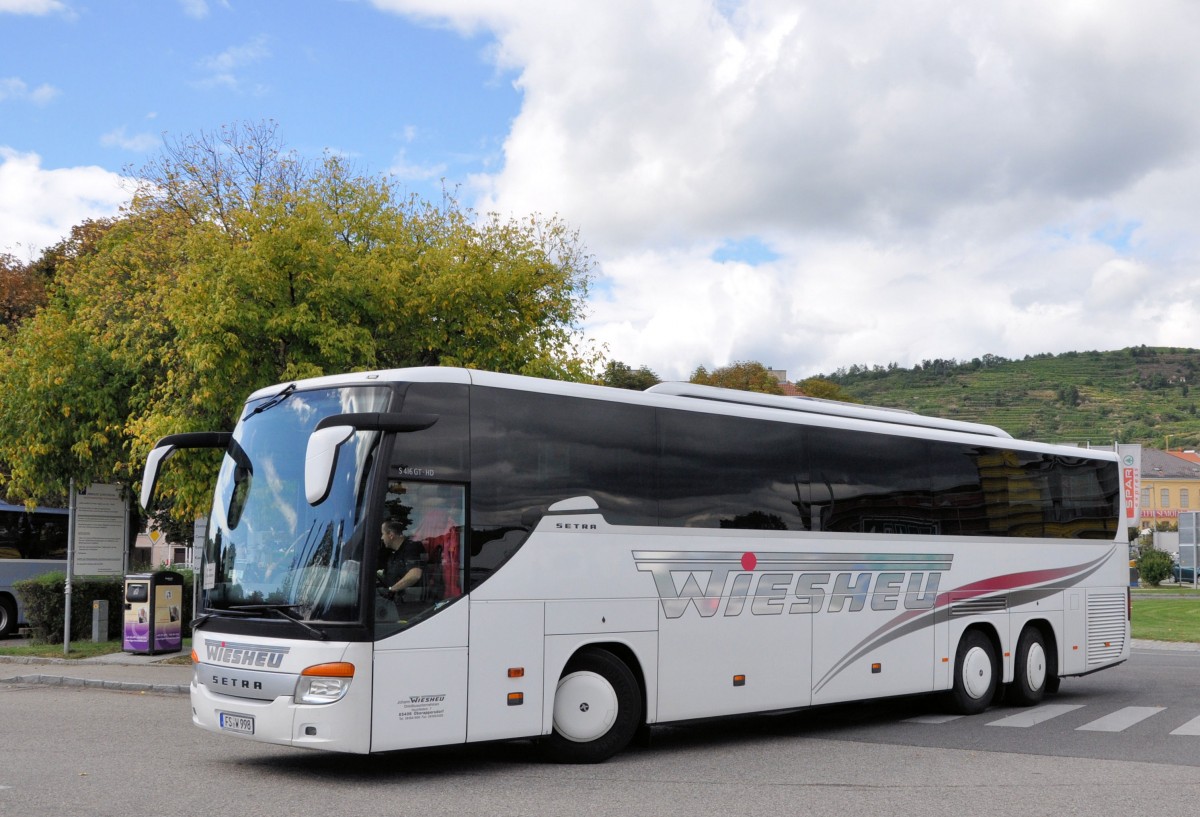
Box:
[467,600,546,743]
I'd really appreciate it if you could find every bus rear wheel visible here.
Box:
[948,630,997,715]
[1007,626,1049,706]
[543,649,642,764]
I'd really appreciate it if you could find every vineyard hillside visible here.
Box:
[819,347,1200,448]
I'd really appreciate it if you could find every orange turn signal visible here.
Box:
[301,662,355,678]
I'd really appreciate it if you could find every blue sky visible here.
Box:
[4,0,1200,382]
[1,0,515,201]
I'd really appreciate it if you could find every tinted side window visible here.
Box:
[392,383,470,482]
[804,427,933,533]
[1045,456,1119,539]
[927,443,989,536]
[928,445,1119,539]
[658,409,804,530]
[471,387,657,532]
[974,448,1055,537]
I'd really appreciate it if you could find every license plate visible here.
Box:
[219,712,255,734]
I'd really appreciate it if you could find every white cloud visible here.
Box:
[368,1,1200,378]
[101,126,160,153]
[0,77,60,105]
[387,148,447,183]
[0,0,67,14]
[179,0,210,19]
[195,35,271,92]
[384,126,448,182]
[0,148,128,257]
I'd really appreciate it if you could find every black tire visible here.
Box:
[948,629,998,715]
[1007,627,1048,707]
[0,595,17,639]
[542,649,642,764]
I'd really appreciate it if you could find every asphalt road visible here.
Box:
[3,644,1199,817]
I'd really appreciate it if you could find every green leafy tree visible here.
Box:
[690,361,784,395]
[796,377,859,402]
[0,122,598,520]
[601,361,661,390]
[1136,545,1173,587]
[0,253,47,330]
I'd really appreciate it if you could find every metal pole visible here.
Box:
[64,479,76,656]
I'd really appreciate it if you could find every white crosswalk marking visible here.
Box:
[1170,715,1200,736]
[1076,706,1165,732]
[903,714,964,724]
[986,704,1084,727]
[900,704,1200,737]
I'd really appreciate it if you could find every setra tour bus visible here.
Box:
[140,367,1129,762]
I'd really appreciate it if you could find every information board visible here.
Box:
[73,483,126,576]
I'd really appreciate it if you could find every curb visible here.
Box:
[0,674,189,695]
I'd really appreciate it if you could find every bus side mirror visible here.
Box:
[140,431,233,511]
[305,425,355,506]
[140,443,178,511]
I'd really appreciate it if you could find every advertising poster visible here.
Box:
[155,583,183,652]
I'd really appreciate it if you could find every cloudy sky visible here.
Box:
[3,0,1199,381]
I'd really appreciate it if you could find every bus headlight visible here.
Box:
[294,662,355,704]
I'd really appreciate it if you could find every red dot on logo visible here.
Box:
[741,552,757,571]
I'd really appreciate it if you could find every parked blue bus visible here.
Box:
[0,503,69,637]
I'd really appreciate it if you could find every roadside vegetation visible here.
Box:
[1130,595,1200,643]
[0,637,192,662]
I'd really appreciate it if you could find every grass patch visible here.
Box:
[0,638,191,661]
[0,638,125,659]
[1134,584,1200,595]
[1132,597,1200,643]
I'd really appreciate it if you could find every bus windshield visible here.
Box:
[201,385,391,623]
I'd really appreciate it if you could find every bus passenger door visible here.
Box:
[371,481,470,752]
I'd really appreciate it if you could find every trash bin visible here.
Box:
[123,570,184,655]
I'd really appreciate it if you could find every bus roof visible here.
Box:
[645,381,1013,439]
[245,367,1127,458]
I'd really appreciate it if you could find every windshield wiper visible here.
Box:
[243,383,296,420]
[228,603,328,640]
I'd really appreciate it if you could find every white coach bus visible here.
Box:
[141,367,1128,762]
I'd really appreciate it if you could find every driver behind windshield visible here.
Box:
[378,519,426,608]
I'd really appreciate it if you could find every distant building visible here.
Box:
[767,368,804,397]
[1140,449,1200,522]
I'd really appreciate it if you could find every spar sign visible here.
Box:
[1118,444,1141,524]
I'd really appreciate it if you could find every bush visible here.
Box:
[14,570,195,644]
[1137,547,1174,587]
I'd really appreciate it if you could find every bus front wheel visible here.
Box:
[0,595,17,638]
[543,649,642,763]
[948,630,997,715]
